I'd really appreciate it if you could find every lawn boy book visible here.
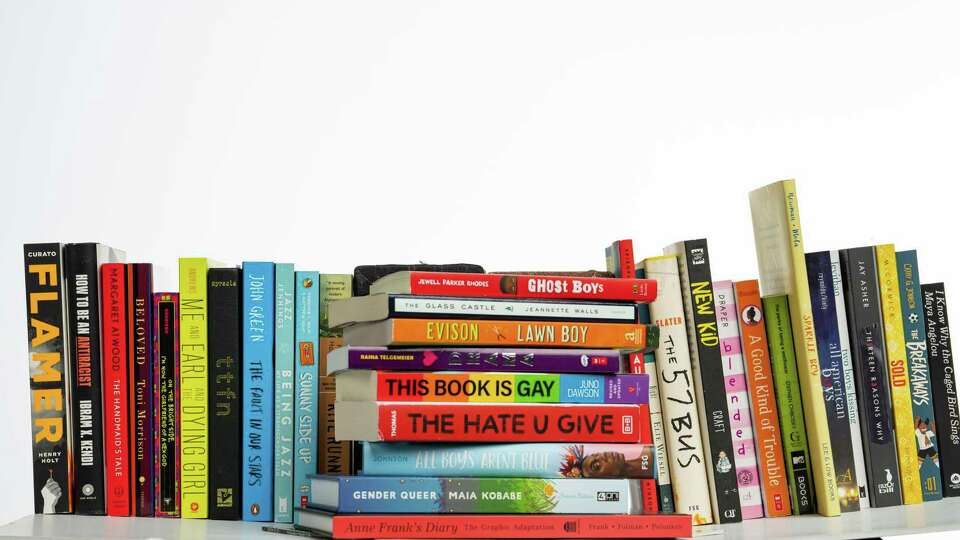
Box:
[153,293,180,517]
[273,263,295,522]
[336,402,648,443]
[127,263,154,517]
[23,243,72,514]
[101,262,132,516]
[307,476,643,514]
[294,271,320,509]
[922,283,960,497]
[293,508,693,539]
[898,251,942,501]
[839,247,902,507]
[329,294,641,329]
[63,242,124,515]
[749,179,840,516]
[326,347,619,375]
[360,442,656,478]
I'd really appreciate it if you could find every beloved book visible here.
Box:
[806,252,860,512]
[179,257,211,518]
[273,263,296,522]
[897,251,942,501]
[101,262,131,516]
[370,271,657,303]
[352,264,485,297]
[839,247,902,507]
[749,179,840,516]
[714,280,763,519]
[329,294,641,328]
[326,347,620,375]
[335,402,648,443]
[308,476,644,514]
[360,442,656,478]
[763,295,814,515]
[876,244,922,504]
[642,255,711,525]
[663,239,741,523]
[153,293,180,517]
[127,263,154,516]
[343,318,658,351]
[294,271,320,509]
[23,243,73,514]
[208,268,242,520]
[734,281,791,517]
[922,283,960,497]
[605,239,635,279]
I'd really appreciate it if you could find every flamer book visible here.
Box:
[734,281,791,517]
[179,258,211,518]
[360,442,656,478]
[370,271,658,302]
[308,476,644,514]
[343,318,658,351]
[101,263,131,516]
[876,244,922,504]
[663,239,741,524]
[806,252,860,512]
[127,263,154,516]
[153,293,180,517]
[294,271,320,509]
[642,255,711,525]
[336,371,651,404]
[208,268,241,520]
[23,243,72,514]
[839,247,902,507]
[326,347,619,375]
[335,402,648,443]
[922,283,960,497]
[897,251,942,501]
[273,264,295,522]
[749,179,840,516]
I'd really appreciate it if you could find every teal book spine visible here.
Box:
[897,250,943,501]
[273,264,296,523]
[294,271,320,509]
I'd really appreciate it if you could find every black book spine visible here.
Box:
[674,239,741,523]
[839,247,902,507]
[922,283,960,497]
[208,268,243,520]
[23,242,72,514]
[154,293,180,517]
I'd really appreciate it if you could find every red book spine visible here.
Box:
[617,239,636,278]
[327,513,692,539]
[626,353,659,514]
[403,272,657,302]
[101,263,131,516]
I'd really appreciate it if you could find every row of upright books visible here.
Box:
[20,179,958,539]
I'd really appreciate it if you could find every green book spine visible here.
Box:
[179,258,210,519]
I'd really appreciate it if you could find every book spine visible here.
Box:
[897,252,942,501]
[334,348,619,374]
[154,293,180,517]
[839,248,902,507]
[360,442,657,478]
[321,513,692,539]
[320,338,350,475]
[384,296,641,324]
[734,281,791,517]
[273,264,296,522]
[805,252,860,512]
[922,283,960,497]
[399,272,657,302]
[64,244,106,515]
[101,263,130,516]
[179,258,210,518]
[129,264,154,516]
[319,274,352,336]
[626,353,672,513]
[876,244,922,504]
[323,477,638,514]
[643,255,712,524]
[666,239,741,523]
[23,243,73,514]
[294,271,320,509]
[762,295,814,515]
[605,239,635,279]
[208,268,242,520]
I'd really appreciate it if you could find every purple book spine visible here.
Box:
[132,264,154,516]
[335,347,620,374]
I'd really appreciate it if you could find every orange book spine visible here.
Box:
[387,319,657,350]
[734,280,792,517]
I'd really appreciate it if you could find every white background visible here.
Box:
[1,1,958,535]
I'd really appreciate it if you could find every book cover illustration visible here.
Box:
[273,263,296,522]
[326,347,620,375]
[154,293,180,517]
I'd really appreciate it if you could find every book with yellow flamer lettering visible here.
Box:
[341,318,658,352]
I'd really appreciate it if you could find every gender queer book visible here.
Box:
[208,268,241,520]
[897,252,942,501]
[922,283,960,497]
[127,263,154,517]
[179,258,211,518]
[294,271,320,509]
[154,293,181,517]
[273,264,296,522]
[326,347,620,375]
[101,263,131,516]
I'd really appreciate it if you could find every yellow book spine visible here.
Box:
[179,258,209,518]
[876,244,923,504]
[782,180,841,516]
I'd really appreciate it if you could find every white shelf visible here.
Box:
[2,499,960,540]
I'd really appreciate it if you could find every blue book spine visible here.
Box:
[273,264,296,522]
[294,271,320,509]
[897,250,942,501]
[242,262,276,521]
